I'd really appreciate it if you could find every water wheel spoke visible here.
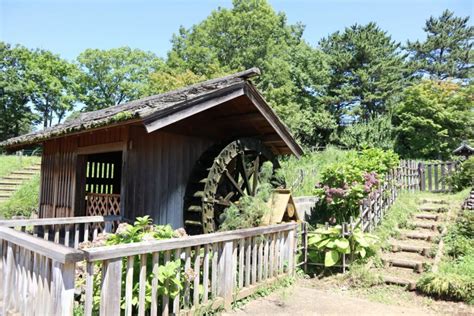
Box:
[252,155,260,196]
[239,152,252,195]
[225,170,245,196]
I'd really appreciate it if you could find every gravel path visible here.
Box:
[224,284,439,316]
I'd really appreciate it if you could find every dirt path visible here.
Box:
[225,284,439,316]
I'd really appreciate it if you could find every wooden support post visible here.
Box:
[99,258,123,316]
[218,241,234,310]
[52,260,76,316]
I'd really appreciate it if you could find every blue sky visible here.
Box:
[1,0,472,61]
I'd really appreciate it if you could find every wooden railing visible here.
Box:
[0,226,84,315]
[86,193,121,217]
[80,222,297,315]
[0,218,298,316]
[0,215,121,249]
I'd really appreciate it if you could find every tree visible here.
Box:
[319,23,407,125]
[166,0,333,146]
[28,49,78,127]
[338,115,395,150]
[145,68,208,95]
[76,47,163,111]
[407,10,473,80]
[393,80,474,160]
[0,42,38,140]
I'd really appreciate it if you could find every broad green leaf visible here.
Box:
[324,250,340,267]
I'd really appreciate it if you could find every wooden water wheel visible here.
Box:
[183,138,281,234]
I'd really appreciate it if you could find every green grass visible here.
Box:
[417,196,474,304]
[0,174,40,219]
[374,189,469,248]
[278,146,354,196]
[0,155,40,178]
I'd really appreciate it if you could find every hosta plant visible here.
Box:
[307,225,379,267]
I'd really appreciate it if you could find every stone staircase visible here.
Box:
[378,199,450,290]
[0,163,41,203]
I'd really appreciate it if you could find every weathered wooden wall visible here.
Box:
[39,126,128,218]
[124,127,212,228]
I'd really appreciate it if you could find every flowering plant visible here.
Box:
[312,149,398,224]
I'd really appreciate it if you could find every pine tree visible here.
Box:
[319,23,407,125]
[407,10,473,80]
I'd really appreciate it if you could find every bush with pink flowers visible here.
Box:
[312,148,399,224]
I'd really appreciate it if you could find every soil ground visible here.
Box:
[225,278,474,316]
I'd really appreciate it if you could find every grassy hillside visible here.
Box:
[0,155,41,219]
[278,146,353,196]
[0,155,41,178]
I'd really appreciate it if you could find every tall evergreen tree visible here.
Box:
[407,10,473,80]
[166,0,334,145]
[319,23,407,125]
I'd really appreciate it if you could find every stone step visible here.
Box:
[390,243,432,257]
[383,275,417,290]
[415,213,439,221]
[418,206,447,213]
[413,222,439,231]
[381,256,424,273]
[11,170,38,176]
[0,187,17,192]
[0,192,12,198]
[421,199,448,205]
[2,176,30,180]
[401,231,436,242]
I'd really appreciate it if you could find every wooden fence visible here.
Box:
[418,161,458,193]
[0,219,298,316]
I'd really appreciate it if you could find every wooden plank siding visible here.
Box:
[39,126,128,219]
[124,127,212,228]
[38,124,212,228]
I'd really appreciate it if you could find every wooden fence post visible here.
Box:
[2,242,15,315]
[100,258,123,316]
[218,241,234,310]
[52,260,76,316]
[287,228,296,276]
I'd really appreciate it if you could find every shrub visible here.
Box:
[446,157,474,192]
[219,161,274,231]
[417,273,474,304]
[312,149,399,223]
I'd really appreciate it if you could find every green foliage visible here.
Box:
[166,0,334,146]
[278,146,353,196]
[319,22,407,124]
[0,155,40,178]
[312,149,399,223]
[219,161,273,231]
[446,157,474,192]
[406,10,473,80]
[76,47,163,111]
[393,80,474,160]
[338,115,395,150]
[0,174,40,219]
[29,48,78,127]
[145,68,209,95]
[0,42,38,141]
[307,226,379,267]
[417,273,474,304]
[84,217,182,313]
[106,215,177,245]
[417,199,474,304]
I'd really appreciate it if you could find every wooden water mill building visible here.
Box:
[1,68,303,234]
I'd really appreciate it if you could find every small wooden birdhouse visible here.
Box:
[261,189,300,226]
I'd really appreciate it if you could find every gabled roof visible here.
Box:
[1,68,303,157]
[453,141,474,155]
